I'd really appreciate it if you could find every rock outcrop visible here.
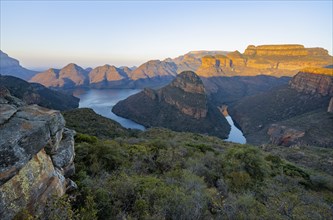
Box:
[289,67,333,96]
[0,50,37,80]
[0,90,76,219]
[267,124,305,147]
[113,71,230,138]
[196,55,225,77]
[1,75,79,111]
[30,63,89,88]
[242,45,332,75]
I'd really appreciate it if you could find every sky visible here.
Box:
[1,1,332,70]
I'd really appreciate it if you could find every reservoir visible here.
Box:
[74,89,246,144]
[73,89,145,130]
[225,116,246,144]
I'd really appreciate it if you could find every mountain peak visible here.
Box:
[169,71,205,94]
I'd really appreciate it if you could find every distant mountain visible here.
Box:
[169,50,230,73]
[228,67,333,147]
[89,64,130,88]
[30,63,89,89]
[127,60,178,88]
[113,71,231,139]
[0,50,37,80]
[1,75,79,110]
[129,60,177,80]
[24,44,333,90]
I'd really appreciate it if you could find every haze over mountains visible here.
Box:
[0,51,37,80]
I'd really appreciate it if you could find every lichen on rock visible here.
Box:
[0,90,76,219]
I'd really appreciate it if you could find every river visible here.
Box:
[73,89,246,144]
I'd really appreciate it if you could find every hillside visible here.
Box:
[1,90,333,219]
[0,75,79,110]
[229,68,333,147]
[113,71,231,139]
[62,108,139,139]
[46,122,333,219]
[0,50,37,80]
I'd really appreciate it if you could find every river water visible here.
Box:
[73,89,246,144]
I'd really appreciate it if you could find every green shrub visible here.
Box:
[75,133,97,144]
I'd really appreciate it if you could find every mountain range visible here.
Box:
[1,44,331,90]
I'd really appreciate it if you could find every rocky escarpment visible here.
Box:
[289,67,333,96]
[196,55,225,77]
[113,71,230,139]
[229,68,333,147]
[0,50,37,80]
[195,45,332,78]
[1,75,79,110]
[0,89,76,219]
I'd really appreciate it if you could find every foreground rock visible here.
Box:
[113,71,230,139]
[0,90,76,219]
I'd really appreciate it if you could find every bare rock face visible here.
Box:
[196,56,225,77]
[242,44,332,74]
[289,68,333,96]
[0,91,76,219]
[244,44,309,56]
[267,124,305,147]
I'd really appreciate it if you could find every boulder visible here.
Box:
[267,124,305,147]
[0,92,76,219]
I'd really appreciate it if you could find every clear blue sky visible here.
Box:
[1,1,332,70]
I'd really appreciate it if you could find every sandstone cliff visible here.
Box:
[289,67,333,96]
[196,55,225,77]
[192,45,332,78]
[113,71,230,138]
[0,89,76,219]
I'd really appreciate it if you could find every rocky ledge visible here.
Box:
[0,88,76,219]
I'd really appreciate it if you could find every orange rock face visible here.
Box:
[196,55,225,77]
[289,68,333,96]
